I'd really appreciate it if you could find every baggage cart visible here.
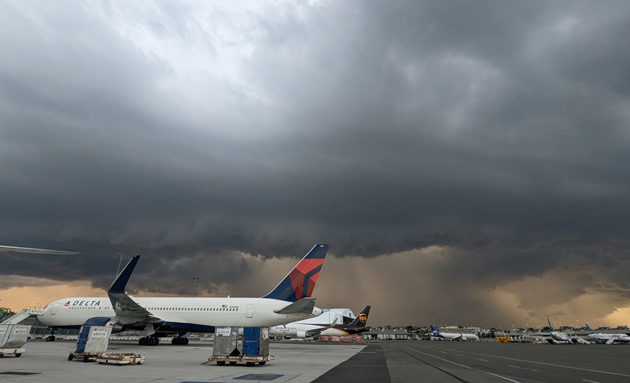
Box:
[96,352,146,365]
[68,323,112,362]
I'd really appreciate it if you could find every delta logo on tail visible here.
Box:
[263,244,328,302]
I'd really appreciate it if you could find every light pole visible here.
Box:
[192,277,199,296]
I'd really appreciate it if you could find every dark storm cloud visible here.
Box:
[2,1,630,326]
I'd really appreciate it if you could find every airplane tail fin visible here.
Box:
[431,325,444,338]
[547,318,554,332]
[348,306,371,327]
[109,255,141,294]
[263,244,329,302]
[586,323,594,334]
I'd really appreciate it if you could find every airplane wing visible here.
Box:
[107,255,162,326]
[0,245,79,255]
[305,317,339,337]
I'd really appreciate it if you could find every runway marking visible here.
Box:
[407,348,471,369]
[400,349,471,383]
[486,372,522,383]
[473,358,488,362]
[439,349,630,378]
[508,365,538,372]
[405,347,523,383]
[582,380,600,383]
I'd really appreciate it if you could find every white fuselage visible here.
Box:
[269,323,352,338]
[269,308,356,338]
[38,296,321,330]
[550,331,571,342]
[433,332,479,341]
[585,332,630,344]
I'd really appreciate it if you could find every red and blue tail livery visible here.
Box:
[263,244,329,302]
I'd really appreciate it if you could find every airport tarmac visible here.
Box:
[2,339,630,383]
[382,340,630,383]
[0,339,365,383]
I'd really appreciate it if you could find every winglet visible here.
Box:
[263,244,329,302]
[108,255,141,294]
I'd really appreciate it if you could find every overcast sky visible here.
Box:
[2,0,630,328]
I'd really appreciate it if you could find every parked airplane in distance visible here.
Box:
[545,319,590,344]
[585,323,630,344]
[269,305,371,339]
[38,244,329,345]
[430,325,479,341]
[545,319,572,344]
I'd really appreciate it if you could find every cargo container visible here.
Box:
[207,327,273,366]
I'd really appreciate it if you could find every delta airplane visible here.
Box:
[38,244,329,345]
[430,325,479,341]
[269,305,371,339]
[585,323,630,344]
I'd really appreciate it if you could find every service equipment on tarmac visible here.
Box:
[68,320,113,362]
[206,327,273,366]
[96,352,146,365]
[0,324,31,358]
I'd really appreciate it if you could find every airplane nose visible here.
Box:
[312,306,322,316]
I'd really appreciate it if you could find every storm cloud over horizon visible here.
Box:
[2,1,630,328]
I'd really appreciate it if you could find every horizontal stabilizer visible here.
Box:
[274,298,316,315]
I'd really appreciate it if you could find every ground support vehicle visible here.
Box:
[96,352,146,365]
